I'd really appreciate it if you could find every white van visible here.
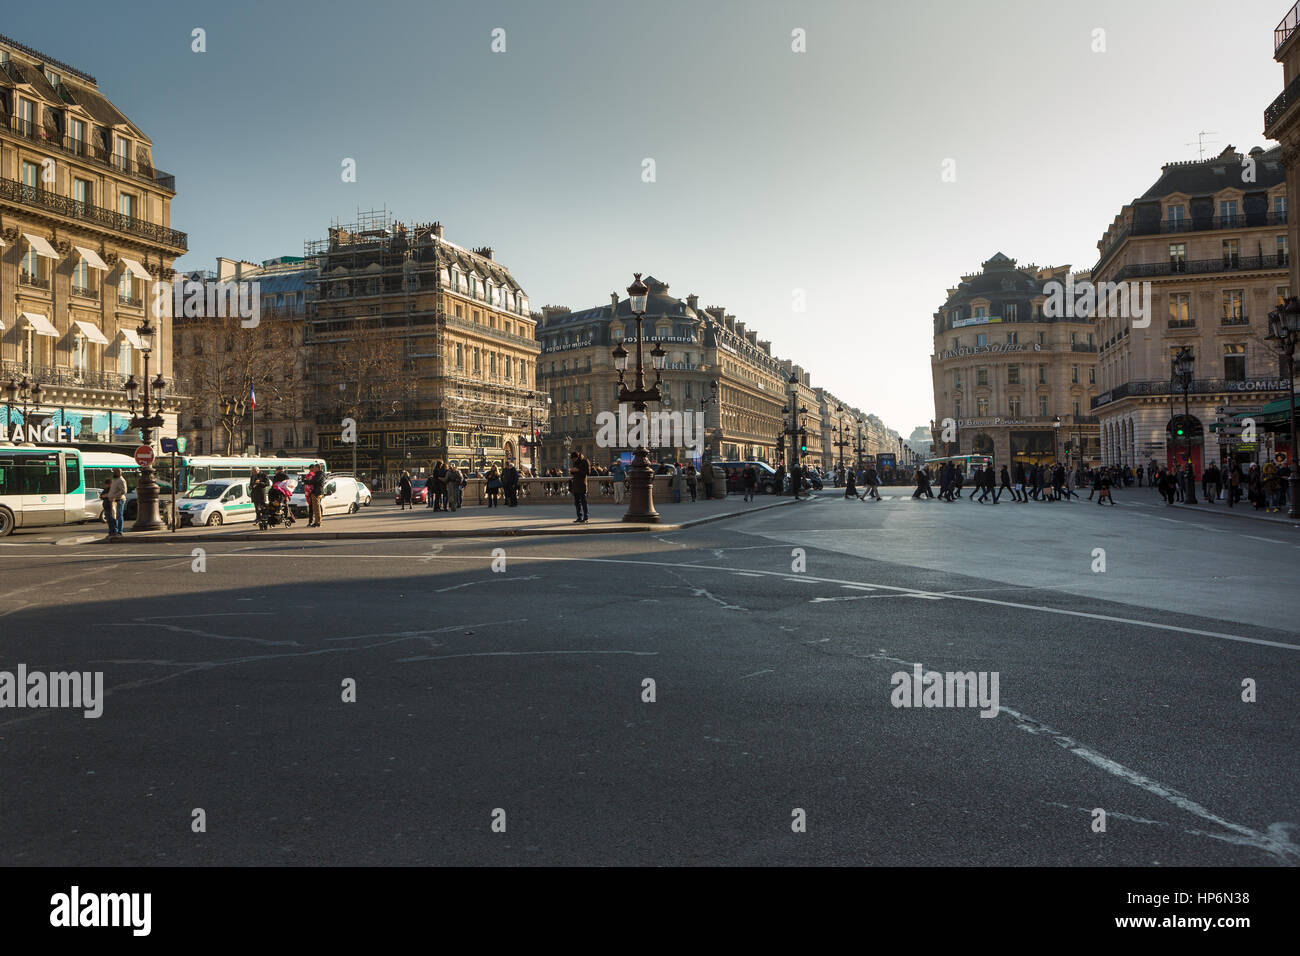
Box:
[177,478,257,527]
[289,474,366,518]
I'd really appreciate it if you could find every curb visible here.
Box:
[82,495,804,544]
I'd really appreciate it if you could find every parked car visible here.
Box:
[177,478,257,527]
[715,461,780,495]
[290,475,368,517]
[122,482,175,521]
[394,478,429,505]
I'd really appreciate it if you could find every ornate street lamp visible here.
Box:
[4,376,42,438]
[126,318,167,530]
[1172,345,1198,504]
[613,273,665,522]
[1266,296,1300,518]
[1052,414,1061,464]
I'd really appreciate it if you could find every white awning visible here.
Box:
[73,320,109,345]
[21,312,59,337]
[74,246,110,271]
[23,233,59,260]
[119,327,143,349]
[119,257,150,280]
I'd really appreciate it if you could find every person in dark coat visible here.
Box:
[742,464,758,503]
[398,471,413,510]
[502,462,520,506]
[569,451,590,522]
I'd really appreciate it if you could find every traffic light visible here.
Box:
[1175,425,1186,437]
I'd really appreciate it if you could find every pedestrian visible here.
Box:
[698,460,713,501]
[844,465,856,499]
[502,461,520,506]
[671,462,684,503]
[398,471,413,510]
[430,461,447,510]
[913,467,933,499]
[685,463,698,502]
[446,463,463,510]
[306,464,326,527]
[742,463,758,502]
[569,451,590,523]
[611,460,627,504]
[485,465,502,507]
[1097,470,1115,506]
[860,466,881,501]
[250,467,269,525]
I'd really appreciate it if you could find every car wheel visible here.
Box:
[0,507,13,537]
[349,502,358,514]
[206,512,223,526]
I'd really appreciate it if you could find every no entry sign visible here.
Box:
[134,444,155,468]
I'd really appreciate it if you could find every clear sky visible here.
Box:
[6,0,1293,436]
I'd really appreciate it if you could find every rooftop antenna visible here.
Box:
[1185,130,1220,161]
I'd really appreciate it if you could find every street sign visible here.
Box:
[176,436,187,454]
[160,438,178,453]
[134,444,155,467]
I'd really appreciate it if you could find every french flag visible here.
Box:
[249,385,256,411]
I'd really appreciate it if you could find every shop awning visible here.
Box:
[119,257,150,281]
[73,320,109,344]
[1232,397,1297,425]
[21,312,59,337]
[119,327,144,349]
[23,233,59,260]
[74,246,109,271]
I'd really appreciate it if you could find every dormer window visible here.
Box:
[44,68,60,88]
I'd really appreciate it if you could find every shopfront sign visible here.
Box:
[5,423,74,444]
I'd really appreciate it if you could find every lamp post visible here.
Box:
[527,396,551,477]
[125,318,167,531]
[1052,415,1061,464]
[698,379,718,464]
[612,273,666,522]
[4,377,42,439]
[1266,296,1300,518]
[1173,345,1198,504]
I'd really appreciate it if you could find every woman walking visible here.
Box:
[398,471,413,510]
[485,465,502,507]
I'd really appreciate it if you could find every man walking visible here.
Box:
[104,467,128,539]
[611,460,627,504]
[569,451,590,523]
[742,464,758,502]
[306,465,326,527]
[502,461,520,507]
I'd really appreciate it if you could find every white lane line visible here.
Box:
[1242,535,1288,545]
[20,551,1300,652]
[738,669,774,680]
[1002,706,1299,864]
[394,649,657,663]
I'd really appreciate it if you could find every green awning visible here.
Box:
[1232,396,1297,425]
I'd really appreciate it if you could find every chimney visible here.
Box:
[758,339,771,355]
[610,292,620,310]
[687,293,699,311]
[432,222,444,238]
[475,247,494,260]
[746,330,757,346]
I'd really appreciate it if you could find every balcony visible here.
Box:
[1093,213,1288,273]
[1220,314,1250,327]
[1167,319,1196,330]
[1091,376,1293,408]
[18,271,50,290]
[1110,253,1287,282]
[1070,343,1098,352]
[0,361,187,395]
[0,177,187,250]
[1,114,177,192]
[1278,1,1300,53]
[117,293,143,309]
[71,284,99,300]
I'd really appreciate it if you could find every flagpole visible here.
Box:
[250,384,255,454]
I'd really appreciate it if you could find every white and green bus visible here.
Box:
[0,446,86,536]
[156,455,326,493]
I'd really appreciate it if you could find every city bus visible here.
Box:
[924,454,994,480]
[0,446,85,536]
[155,455,326,493]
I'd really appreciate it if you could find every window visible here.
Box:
[950,337,958,351]
[119,192,135,223]
[1007,365,1020,385]
[974,305,987,318]
[1223,289,1245,323]
[1279,286,1291,305]
[1039,397,1048,417]
[73,333,89,374]
[473,348,480,372]
[20,160,39,189]
[976,367,988,386]
[1218,199,1239,223]
[1004,304,1017,322]
[72,257,90,294]
[1224,343,1246,381]
[954,399,961,418]
[1089,367,1096,385]
[1071,365,1079,384]
[118,341,133,376]
[1275,195,1287,217]
[263,430,273,448]
[1167,203,1186,226]
[1009,397,1022,417]
[1038,365,1046,384]
[1169,293,1191,327]
[44,68,60,88]
[975,333,987,347]
[1037,331,1046,345]
[976,397,989,416]
[1169,243,1187,272]
[68,118,85,153]
[1073,400,1081,417]
[1278,235,1289,265]
[73,177,90,211]
[1222,238,1239,267]
[16,96,34,135]
[1007,331,1018,345]
[113,135,130,171]
[489,353,497,375]
[119,274,137,304]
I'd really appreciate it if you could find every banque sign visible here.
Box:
[937,343,1043,360]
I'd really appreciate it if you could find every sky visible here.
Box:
[6,0,1294,436]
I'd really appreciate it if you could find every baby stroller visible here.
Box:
[258,482,296,530]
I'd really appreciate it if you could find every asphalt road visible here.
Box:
[1,487,1296,865]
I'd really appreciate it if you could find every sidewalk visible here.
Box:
[96,493,806,543]
[1118,487,1300,528]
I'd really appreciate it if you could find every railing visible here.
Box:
[1070,343,1098,352]
[438,310,537,348]
[0,113,177,191]
[18,271,50,290]
[0,361,186,395]
[1110,253,1287,281]
[1278,1,1300,52]
[71,284,98,300]
[1221,314,1250,326]
[1093,212,1289,274]
[117,293,143,308]
[1168,319,1196,330]
[0,177,188,249]
[1092,376,1293,408]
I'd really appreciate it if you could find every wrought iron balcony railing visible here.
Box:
[0,177,188,250]
[1092,376,1293,408]
[0,113,177,191]
[1110,253,1288,281]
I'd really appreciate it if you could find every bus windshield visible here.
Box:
[183,483,226,500]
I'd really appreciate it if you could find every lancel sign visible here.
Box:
[5,423,75,444]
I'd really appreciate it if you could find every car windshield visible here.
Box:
[183,483,226,500]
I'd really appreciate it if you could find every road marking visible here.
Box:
[738,669,774,679]
[1002,706,1299,864]
[394,649,657,663]
[1242,534,1288,545]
